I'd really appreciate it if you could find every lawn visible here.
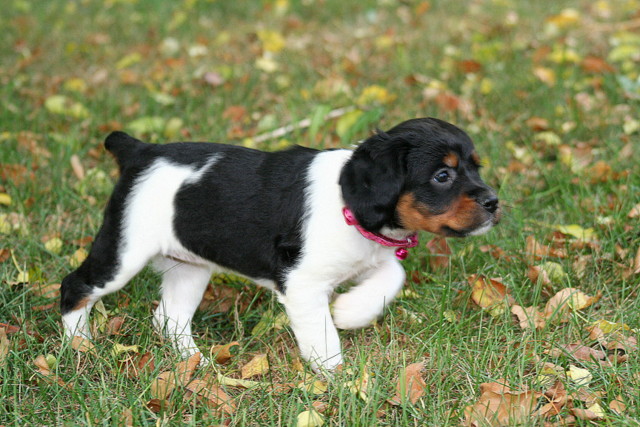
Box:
[1,0,639,425]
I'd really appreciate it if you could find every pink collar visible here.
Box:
[342,207,418,260]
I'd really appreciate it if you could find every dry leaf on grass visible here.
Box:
[534,380,567,418]
[609,395,626,414]
[571,403,605,420]
[241,353,269,379]
[544,288,600,323]
[0,327,9,365]
[525,235,567,260]
[388,362,427,405]
[150,352,202,399]
[469,275,514,316]
[297,409,324,427]
[184,378,236,416]
[464,381,542,426]
[547,343,607,362]
[210,341,240,364]
[71,336,96,354]
[425,237,451,271]
[511,305,546,330]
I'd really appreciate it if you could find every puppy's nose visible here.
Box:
[479,194,499,213]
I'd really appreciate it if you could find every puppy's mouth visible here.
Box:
[396,193,501,237]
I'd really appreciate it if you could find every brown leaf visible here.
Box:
[241,353,269,379]
[0,248,10,263]
[119,351,155,379]
[425,237,451,271]
[534,380,567,417]
[633,246,640,275]
[0,323,20,334]
[511,305,546,330]
[628,203,640,218]
[479,245,513,261]
[211,341,240,364]
[0,327,10,365]
[0,163,34,186]
[525,235,567,260]
[547,343,606,362]
[609,395,626,414]
[70,154,85,180]
[145,398,167,413]
[185,378,236,415]
[525,117,549,131]
[71,336,96,353]
[222,105,247,123]
[464,381,542,426]
[457,59,483,74]
[469,275,514,312]
[388,362,427,405]
[581,56,615,74]
[31,283,61,298]
[571,405,604,421]
[544,288,600,323]
[151,352,202,399]
[106,316,125,335]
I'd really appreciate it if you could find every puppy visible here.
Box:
[61,117,500,371]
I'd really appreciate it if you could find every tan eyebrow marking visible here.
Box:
[471,152,482,166]
[443,152,459,168]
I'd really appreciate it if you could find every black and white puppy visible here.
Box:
[61,118,500,371]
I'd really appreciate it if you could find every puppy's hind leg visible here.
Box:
[332,258,405,330]
[60,230,154,340]
[152,257,213,359]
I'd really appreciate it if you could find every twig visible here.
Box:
[251,106,356,144]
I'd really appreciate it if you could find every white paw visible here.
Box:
[332,292,381,330]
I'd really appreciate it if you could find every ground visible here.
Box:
[1,0,639,425]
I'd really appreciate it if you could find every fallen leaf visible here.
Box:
[71,336,96,354]
[533,67,556,86]
[469,275,514,316]
[210,341,240,364]
[511,305,546,330]
[297,379,328,395]
[388,362,427,405]
[566,365,592,386]
[345,366,371,402]
[525,235,567,260]
[31,283,61,298]
[552,224,597,242]
[544,288,600,322]
[43,237,63,255]
[151,352,201,399]
[628,203,640,218]
[581,56,615,73]
[426,237,451,271]
[609,395,626,414]
[106,316,125,335]
[112,343,140,356]
[571,403,604,420]
[68,248,88,268]
[241,354,269,379]
[185,378,236,416]
[0,327,10,365]
[297,409,324,427]
[464,381,542,426]
[547,343,606,362]
[534,380,567,417]
[70,154,85,180]
[0,193,11,206]
[44,95,90,119]
[527,262,567,287]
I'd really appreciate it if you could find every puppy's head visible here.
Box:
[339,117,500,237]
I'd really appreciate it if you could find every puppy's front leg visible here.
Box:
[332,258,405,330]
[281,281,342,372]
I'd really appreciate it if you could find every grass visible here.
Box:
[1,0,639,425]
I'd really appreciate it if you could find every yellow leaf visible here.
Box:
[296,410,324,427]
[64,77,88,93]
[44,237,63,255]
[586,402,605,418]
[298,380,328,395]
[553,224,597,241]
[566,365,592,386]
[533,67,556,86]
[112,343,140,356]
[257,29,286,53]
[336,109,364,139]
[216,373,264,389]
[44,95,90,119]
[356,85,397,106]
[0,328,10,366]
[69,248,88,268]
[546,8,581,29]
[0,193,11,206]
[241,354,269,379]
[116,52,142,70]
[590,319,630,334]
[255,55,279,73]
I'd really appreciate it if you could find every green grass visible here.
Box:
[1,0,639,425]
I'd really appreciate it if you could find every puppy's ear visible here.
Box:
[339,131,408,231]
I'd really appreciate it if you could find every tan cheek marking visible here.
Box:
[443,152,459,168]
[396,193,488,233]
[471,152,482,167]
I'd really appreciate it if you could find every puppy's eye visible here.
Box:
[433,169,451,183]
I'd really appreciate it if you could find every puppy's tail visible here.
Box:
[104,131,144,170]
